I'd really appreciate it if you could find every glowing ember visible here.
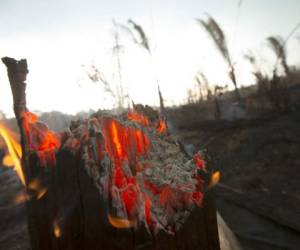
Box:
[66,111,207,234]
[127,110,150,127]
[53,220,62,238]
[6,106,209,234]
[20,111,61,166]
[156,119,167,134]
[144,194,152,226]
[0,122,25,185]
[193,152,206,170]
[38,131,60,151]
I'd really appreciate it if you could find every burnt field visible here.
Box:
[173,105,300,250]
[1,104,300,250]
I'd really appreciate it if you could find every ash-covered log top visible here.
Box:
[1,57,220,250]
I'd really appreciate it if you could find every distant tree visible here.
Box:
[197,15,241,104]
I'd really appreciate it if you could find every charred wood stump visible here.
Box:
[2,57,220,250]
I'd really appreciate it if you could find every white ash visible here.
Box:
[63,114,203,233]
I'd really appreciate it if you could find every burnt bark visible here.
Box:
[2,57,220,250]
[1,57,38,249]
[1,57,29,164]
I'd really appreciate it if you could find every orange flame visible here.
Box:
[0,122,25,185]
[108,214,136,229]
[156,119,167,134]
[24,111,38,123]
[207,171,221,189]
[110,120,124,159]
[21,111,61,152]
[38,131,60,151]
[103,118,150,161]
[127,110,149,127]
[20,111,61,166]
[12,179,47,205]
[28,179,47,200]
[21,111,38,139]
[2,155,14,166]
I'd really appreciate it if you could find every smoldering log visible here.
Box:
[2,57,220,250]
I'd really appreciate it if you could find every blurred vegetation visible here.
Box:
[0,15,299,133]
[197,16,241,104]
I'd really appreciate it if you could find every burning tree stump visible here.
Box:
[2,57,220,250]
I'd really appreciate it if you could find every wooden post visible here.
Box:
[2,57,220,250]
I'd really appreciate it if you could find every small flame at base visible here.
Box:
[14,191,30,205]
[207,171,221,189]
[108,214,136,229]
[156,119,167,134]
[53,220,62,238]
[127,110,150,127]
[28,179,48,200]
[0,121,49,204]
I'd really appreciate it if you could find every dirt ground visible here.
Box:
[176,108,300,249]
[0,168,29,250]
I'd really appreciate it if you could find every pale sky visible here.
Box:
[0,0,299,117]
